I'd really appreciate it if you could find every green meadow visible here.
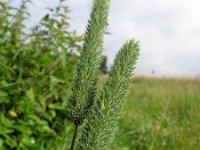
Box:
[108,76,200,150]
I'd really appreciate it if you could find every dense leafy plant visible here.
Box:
[0,0,81,149]
[67,0,140,149]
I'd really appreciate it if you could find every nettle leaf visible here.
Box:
[19,136,36,148]
[1,128,14,134]
[0,80,9,87]
[26,88,35,101]
[0,90,9,104]
[4,135,17,148]
[45,110,56,121]
[48,103,65,111]
[0,112,14,126]
[50,75,65,86]
[0,138,4,148]
[0,91,8,97]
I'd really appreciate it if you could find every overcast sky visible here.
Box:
[13,0,200,76]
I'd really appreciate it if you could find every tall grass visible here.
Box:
[109,76,200,150]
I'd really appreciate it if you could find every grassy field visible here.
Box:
[109,76,200,150]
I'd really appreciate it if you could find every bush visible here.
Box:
[0,0,81,149]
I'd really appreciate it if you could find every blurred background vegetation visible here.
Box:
[111,76,200,150]
[0,0,200,150]
[0,0,81,149]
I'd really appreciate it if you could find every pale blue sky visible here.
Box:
[13,0,200,76]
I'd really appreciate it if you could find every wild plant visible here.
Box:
[67,0,140,149]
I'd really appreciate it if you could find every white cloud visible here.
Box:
[103,0,200,76]
[12,0,200,76]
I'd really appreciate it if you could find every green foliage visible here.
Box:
[0,0,81,149]
[67,0,140,149]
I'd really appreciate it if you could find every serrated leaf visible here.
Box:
[26,88,35,101]
[0,91,8,97]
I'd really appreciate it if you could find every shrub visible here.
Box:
[0,0,81,149]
